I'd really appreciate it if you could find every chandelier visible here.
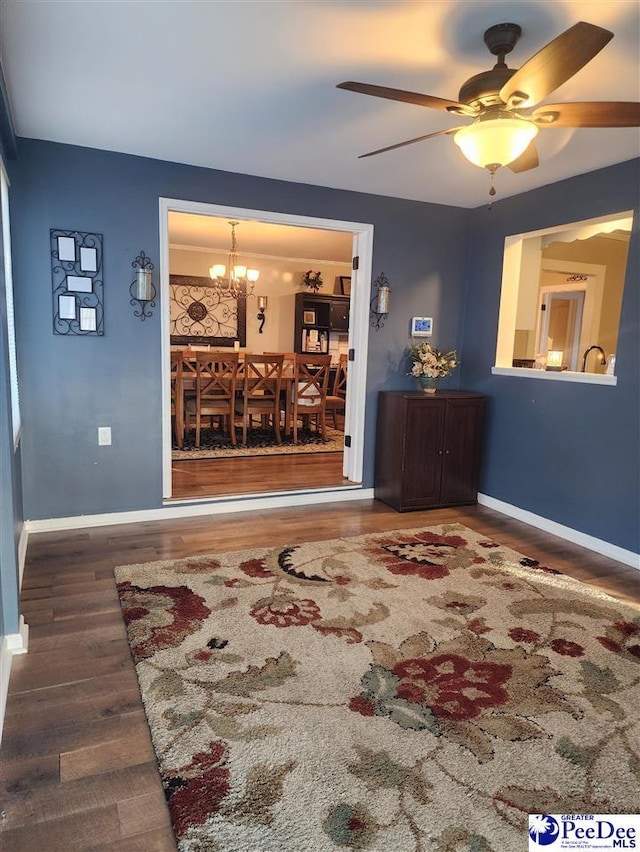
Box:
[209,220,260,298]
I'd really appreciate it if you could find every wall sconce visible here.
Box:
[545,350,564,371]
[257,295,268,333]
[370,272,391,331]
[130,251,156,321]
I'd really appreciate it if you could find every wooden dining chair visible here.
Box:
[264,351,295,375]
[283,353,331,444]
[170,350,199,447]
[170,350,185,448]
[325,352,348,429]
[236,354,284,445]
[185,351,240,447]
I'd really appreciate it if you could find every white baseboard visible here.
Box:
[24,489,639,570]
[25,487,376,534]
[2,524,30,743]
[478,493,640,570]
[0,616,29,746]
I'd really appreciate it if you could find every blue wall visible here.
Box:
[461,159,639,554]
[9,138,639,556]
[11,139,470,520]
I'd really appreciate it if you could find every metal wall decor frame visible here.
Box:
[169,275,246,347]
[370,271,391,331]
[130,250,156,321]
[51,229,104,336]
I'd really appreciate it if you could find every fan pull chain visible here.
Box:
[487,165,498,209]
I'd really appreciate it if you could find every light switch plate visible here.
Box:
[98,426,111,446]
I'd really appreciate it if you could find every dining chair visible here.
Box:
[185,351,240,447]
[284,353,331,444]
[265,351,295,375]
[170,350,199,447]
[325,352,348,429]
[170,350,185,448]
[236,353,284,445]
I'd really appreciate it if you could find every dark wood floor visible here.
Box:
[171,450,349,499]
[1,500,638,850]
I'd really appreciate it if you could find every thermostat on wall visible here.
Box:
[411,317,433,337]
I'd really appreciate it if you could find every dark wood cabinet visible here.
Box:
[374,391,485,511]
[294,293,349,353]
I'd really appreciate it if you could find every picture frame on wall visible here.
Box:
[51,229,104,336]
[168,274,247,347]
[339,276,351,296]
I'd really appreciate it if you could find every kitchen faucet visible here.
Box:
[581,345,607,372]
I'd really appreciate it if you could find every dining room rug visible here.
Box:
[115,524,640,852]
[172,425,344,460]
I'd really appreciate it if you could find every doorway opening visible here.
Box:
[536,288,585,372]
[159,199,374,502]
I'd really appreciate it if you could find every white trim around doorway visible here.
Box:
[158,198,374,500]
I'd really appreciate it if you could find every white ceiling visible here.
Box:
[169,213,354,263]
[1,0,638,209]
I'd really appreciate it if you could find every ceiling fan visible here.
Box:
[337,21,640,195]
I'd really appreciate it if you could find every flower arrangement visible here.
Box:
[407,340,460,379]
[301,270,323,292]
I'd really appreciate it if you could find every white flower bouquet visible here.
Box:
[407,341,460,379]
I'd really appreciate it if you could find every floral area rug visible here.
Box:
[172,426,343,460]
[114,524,640,851]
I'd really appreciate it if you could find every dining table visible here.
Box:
[172,353,306,447]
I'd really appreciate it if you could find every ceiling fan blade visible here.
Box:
[530,101,640,127]
[337,81,477,116]
[358,127,464,159]
[500,22,614,108]
[507,141,539,172]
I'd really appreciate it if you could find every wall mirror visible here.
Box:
[496,211,633,375]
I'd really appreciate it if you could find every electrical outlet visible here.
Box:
[98,427,111,446]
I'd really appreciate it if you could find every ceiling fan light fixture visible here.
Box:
[454,117,538,169]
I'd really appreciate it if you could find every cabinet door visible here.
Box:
[440,398,484,504]
[330,299,349,331]
[401,398,446,508]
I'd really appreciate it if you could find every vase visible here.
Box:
[418,376,439,394]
